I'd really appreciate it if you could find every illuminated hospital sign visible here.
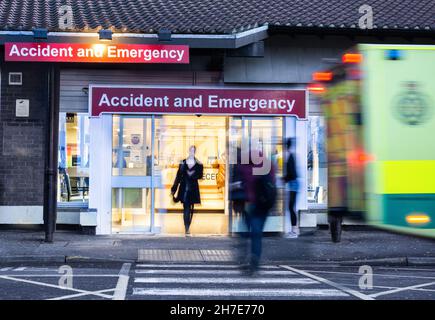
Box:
[4,42,189,63]
[90,86,307,118]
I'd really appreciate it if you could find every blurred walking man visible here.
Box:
[240,148,277,274]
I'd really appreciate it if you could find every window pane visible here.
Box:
[57,113,90,204]
[112,116,152,176]
[307,116,327,205]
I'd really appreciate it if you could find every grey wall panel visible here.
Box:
[224,35,355,116]
[224,35,353,84]
[60,69,223,113]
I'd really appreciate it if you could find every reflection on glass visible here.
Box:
[112,116,152,176]
[57,113,90,204]
[231,117,284,232]
[153,116,228,234]
[307,116,327,205]
[111,188,151,233]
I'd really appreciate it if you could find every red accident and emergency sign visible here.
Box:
[4,42,189,64]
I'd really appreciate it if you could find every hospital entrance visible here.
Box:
[110,114,284,235]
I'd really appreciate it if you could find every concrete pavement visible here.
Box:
[0,227,434,265]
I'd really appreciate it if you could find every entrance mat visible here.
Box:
[138,249,235,262]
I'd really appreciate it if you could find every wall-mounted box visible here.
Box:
[9,72,23,85]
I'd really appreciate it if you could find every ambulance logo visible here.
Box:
[394,82,432,126]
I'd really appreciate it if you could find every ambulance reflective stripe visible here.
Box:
[376,160,435,194]
[371,160,435,229]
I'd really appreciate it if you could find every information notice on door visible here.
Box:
[90,86,307,119]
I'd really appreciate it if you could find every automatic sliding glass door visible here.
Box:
[229,117,285,233]
[111,115,154,233]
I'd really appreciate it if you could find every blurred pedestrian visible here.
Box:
[283,138,299,238]
[239,148,277,274]
[171,145,204,236]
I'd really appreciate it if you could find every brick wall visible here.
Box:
[0,62,50,206]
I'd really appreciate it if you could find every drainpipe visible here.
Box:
[43,64,60,243]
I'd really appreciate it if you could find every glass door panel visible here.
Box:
[111,115,153,233]
[112,116,152,176]
[230,117,285,232]
[111,188,152,233]
[153,116,228,234]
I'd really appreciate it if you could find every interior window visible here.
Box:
[57,112,90,204]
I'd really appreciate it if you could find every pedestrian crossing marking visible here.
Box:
[136,264,279,269]
[0,267,55,272]
[13,267,26,271]
[134,277,318,284]
[135,269,295,275]
[1,267,29,272]
[130,263,352,299]
[132,288,348,297]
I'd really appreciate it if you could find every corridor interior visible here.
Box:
[111,115,284,235]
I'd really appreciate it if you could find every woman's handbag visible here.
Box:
[172,192,180,203]
[171,162,186,203]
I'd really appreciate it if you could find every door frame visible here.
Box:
[91,114,299,235]
[111,115,156,233]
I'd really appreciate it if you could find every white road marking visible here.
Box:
[379,267,435,272]
[298,269,435,280]
[132,287,348,297]
[13,267,27,271]
[135,269,294,275]
[134,277,318,284]
[136,264,279,269]
[23,268,58,272]
[112,263,131,300]
[0,267,57,272]
[48,288,116,300]
[370,281,435,298]
[328,282,435,293]
[0,275,113,299]
[280,265,374,300]
[0,274,120,277]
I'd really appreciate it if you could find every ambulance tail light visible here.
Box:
[312,72,333,82]
[307,83,326,94]
[343,53,363,64]
[348,150,375,166]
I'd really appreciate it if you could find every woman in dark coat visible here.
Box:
[229,147,246,217]
[171,145,203,235]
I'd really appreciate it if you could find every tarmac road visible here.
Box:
[0,262,434,300]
